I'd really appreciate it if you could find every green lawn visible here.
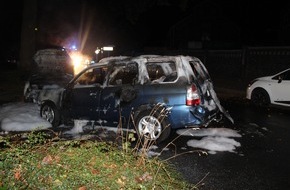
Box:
[0,131,195,189]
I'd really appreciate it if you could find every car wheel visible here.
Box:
[40,102,60,127]
[251,88,270,107]
[135,109,171,144]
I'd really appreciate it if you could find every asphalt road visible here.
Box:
[158,98,290,190]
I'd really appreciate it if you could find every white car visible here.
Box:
[246,68,290,107]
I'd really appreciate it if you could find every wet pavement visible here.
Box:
[158,99,290,190]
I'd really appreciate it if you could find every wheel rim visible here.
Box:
[41,105,55,123]
[252,93,261,105]
[252,91,268,106]
[138,115,162,140]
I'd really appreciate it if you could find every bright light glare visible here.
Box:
[103,46,113,51]
[95,49,100,54]
[69,51,90,75]
[71,45,77,50]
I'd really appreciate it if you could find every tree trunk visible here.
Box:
[19,0,38,72]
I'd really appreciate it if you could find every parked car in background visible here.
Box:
[39,55,233,143]
[23,48,74,103]
[246,68,290,107]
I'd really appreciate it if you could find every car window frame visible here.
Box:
[272,69,290,81]
[71,65,108,88]
[145,61,178,84]
[108,61,139,86]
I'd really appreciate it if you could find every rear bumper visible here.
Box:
[168,105,219,129]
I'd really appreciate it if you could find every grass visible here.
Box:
[0,130,196,190]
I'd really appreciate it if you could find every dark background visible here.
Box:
[2,0,290,68]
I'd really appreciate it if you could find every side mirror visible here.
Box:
[278,76,282,83]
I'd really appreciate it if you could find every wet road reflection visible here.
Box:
[159,98,290,190]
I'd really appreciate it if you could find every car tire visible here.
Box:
[134,109,171,144]
[40,102,60,127]
[251,88,270,107]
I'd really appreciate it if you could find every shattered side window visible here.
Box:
[146,62,177,83]
[75,67,107,86]
[108,62,138,86]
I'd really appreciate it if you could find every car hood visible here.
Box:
[33,48,74,75]
[255,76,272,81]
[28,73,73,87]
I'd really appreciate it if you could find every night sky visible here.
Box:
[1,0,290,60]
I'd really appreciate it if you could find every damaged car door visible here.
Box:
[63,66,107,120]
[99,62,139,126]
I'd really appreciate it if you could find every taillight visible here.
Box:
[186,84,200,106]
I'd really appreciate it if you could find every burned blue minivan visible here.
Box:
[39,55,233,143]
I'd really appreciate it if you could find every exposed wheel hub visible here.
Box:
[41,106,55,123]
[138,115,162,140]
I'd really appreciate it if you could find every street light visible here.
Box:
[95,47,102,62]
[95,45,114,62]
[103,46,113,51]
[103,46,114,57]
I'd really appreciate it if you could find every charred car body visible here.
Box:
[23,48,74,103]
[40,55,233,143]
